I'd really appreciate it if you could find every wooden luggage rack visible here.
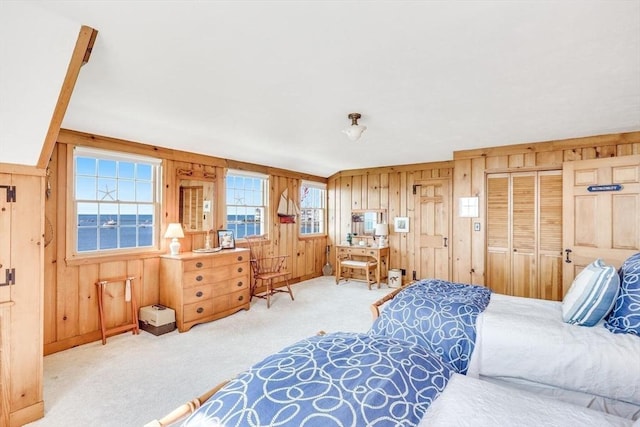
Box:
[95,276,139,345]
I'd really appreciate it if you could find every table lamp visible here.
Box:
[374,223,389,248]
[164,223,185,255]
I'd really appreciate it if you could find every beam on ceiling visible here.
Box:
[37,25,98,169]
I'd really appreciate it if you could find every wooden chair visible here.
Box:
[335,254,379,290]
[245,235,294,308]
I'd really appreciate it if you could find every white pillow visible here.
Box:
[562,259,619,326]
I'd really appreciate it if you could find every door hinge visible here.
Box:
[0,185,16,202]
[0,269,16,286]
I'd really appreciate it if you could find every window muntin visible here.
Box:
[74,147,161,254]
[300,181,326,235]
[226,171,268,239]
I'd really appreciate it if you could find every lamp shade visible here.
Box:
[343,113,367,141]
[374,223,388,248]
[343,124,367,141]
[374,223,388,236]
[164,223,185,239]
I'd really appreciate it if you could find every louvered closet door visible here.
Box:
[486,174,510,295]
[511,173,536,298]
[538,171,563,300]
[486,170,562,300]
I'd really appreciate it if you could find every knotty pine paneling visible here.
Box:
[328,165,455,284]
[330,132,640,289]
[455,131,640,289]
[44,131,328,354]
[452,159,472,284]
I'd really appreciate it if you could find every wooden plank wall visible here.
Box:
[328,162,454,284]
[43,130,327,355]
[328,132,640,287]
[452,132,640,286]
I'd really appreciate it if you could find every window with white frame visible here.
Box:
[73,147,162,254]
[300,181,326,235]
[225,170,268,239]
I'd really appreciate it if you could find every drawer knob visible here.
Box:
[196,291,203,297]
[196,307,204,314]
[237,267,243,273]
[238,295,244,301]
[237,256,243,261]
[196,275,203,281]
[237,281,243,287]
[196,262,203,268]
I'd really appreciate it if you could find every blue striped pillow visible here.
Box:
[562,259,620,327]
[605,253,640,336]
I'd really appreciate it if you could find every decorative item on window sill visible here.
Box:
[164,223,185,255]
[343,112,367,141]
[277,188,299,223]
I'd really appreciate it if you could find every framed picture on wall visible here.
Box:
[394,217,409,233]
[217,230,235,249]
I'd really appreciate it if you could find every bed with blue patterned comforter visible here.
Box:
[180,332,453,427]
[369,278,640,420]
[370,278,491,374]
[174,329,634,427]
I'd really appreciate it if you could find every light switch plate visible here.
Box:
[474,222,481,231]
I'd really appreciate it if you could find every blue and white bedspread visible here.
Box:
[181,332,453,427]
[370,279,491,374]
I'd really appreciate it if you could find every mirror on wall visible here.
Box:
[179,179,214,232]
[351,209,386,236]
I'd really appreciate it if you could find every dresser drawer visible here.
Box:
[214,289,249,312]
[183,257,214,272]
[183,264,248,288]
[338,247,374,256]
[183,284,213,305]
[212,252,248,267]
[212,276,250,294]
[183,299,215,322]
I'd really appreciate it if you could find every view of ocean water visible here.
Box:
[77,214,320,252]
[77,214,153,251]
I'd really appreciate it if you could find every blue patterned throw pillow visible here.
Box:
[562,259,619,327]
[606,253,640,336]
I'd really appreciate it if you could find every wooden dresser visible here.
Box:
[159,248,250,332]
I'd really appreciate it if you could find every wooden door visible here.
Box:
[563,155,640,294]
[0,173,10,427]
[413,179,451,281]
[0,173,11,304]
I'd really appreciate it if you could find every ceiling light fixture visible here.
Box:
[343,112,367,141]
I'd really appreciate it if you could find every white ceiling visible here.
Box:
[4,1,640,177]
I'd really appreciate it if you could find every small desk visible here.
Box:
[335,245,389,286]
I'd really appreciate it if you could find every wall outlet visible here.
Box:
[401,269,406,276]
[474,222,481,231]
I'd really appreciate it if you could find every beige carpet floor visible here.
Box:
[27,276,395,427]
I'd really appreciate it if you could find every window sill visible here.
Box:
[65,248,165,267]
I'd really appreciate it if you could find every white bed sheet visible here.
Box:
[420,373,635,427]
[468,293,640,411]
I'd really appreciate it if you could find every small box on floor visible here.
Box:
[139,304,176,336]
